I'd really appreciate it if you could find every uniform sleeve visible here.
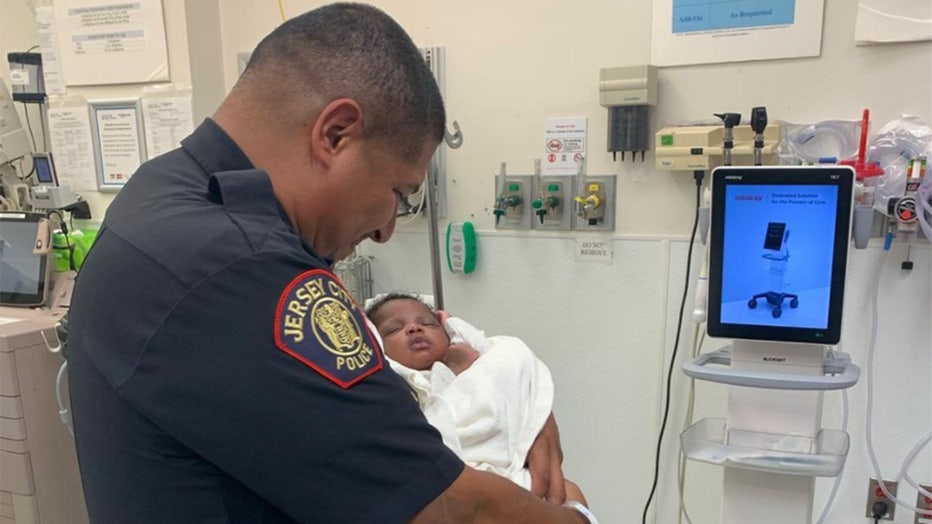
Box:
[117,252,464,524]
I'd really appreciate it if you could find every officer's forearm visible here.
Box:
[409,467,587,524]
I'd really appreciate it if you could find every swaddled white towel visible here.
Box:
[382,317,554,490]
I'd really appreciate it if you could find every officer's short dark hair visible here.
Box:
[242,3,445,162]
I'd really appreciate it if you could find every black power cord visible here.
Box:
[21,102,38,151]
[871,500,889,523]
[641,169,704,523]
[46,210,76,271]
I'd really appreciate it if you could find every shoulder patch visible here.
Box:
[274,269,383,388]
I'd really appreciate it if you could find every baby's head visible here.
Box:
[367,294,450,370]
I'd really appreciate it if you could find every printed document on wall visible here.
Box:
[47,101,98,192]
[90,101,146,188]
[35,7,66,95]
[55,0,169,85]
[141,88,194,158]
[543,118,587,176]
[855,0,932,44]
[651,1,826,66]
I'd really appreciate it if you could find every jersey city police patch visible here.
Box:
[274,269,383,388]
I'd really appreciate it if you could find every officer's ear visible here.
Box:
[309,98,364,167]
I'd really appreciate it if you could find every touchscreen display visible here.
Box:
[720,184,838,329]
[707,167,853,345]
[0,213,48,306]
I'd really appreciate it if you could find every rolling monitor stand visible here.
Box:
[682,166,857,524]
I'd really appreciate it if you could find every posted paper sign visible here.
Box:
[57,0,170,85]
[141,95,194,158]
[652,1,825,66]
[543,117,587,175]
[91,102,145,188]
[575,239,614,264]
[48,105,98,192]
[36,6,67,95]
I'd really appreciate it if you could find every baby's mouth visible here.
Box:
[409,336,431,351]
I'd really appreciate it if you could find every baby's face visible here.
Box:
[371,299,450,370]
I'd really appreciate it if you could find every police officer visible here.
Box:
[67,3,594,523]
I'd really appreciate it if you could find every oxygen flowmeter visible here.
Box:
[493,162,533,229]
[574,182,604,224]
[532,185,561,224]
[572,175,616,231]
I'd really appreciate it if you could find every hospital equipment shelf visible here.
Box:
[682,348,860,390]
[680,341,858,481]
[680,418,849,478]
[0,307,88,524]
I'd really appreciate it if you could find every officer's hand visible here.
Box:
[526,413,566,504]
[435,310,452,323]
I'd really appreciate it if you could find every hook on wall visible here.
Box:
[444,121,463,149]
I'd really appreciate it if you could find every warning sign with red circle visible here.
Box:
[543,117,587,175]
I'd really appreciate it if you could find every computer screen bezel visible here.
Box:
[0,212,51,307]
[706,166,854,345]
[32,152,58,186]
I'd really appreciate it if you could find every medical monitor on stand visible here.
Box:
[707,166,855,346]
[682,166,858,524]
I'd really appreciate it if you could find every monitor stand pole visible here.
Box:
[721,340,825,524]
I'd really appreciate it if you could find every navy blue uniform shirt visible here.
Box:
[67,119,464,523]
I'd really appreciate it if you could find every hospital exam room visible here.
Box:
[0,0,930,523]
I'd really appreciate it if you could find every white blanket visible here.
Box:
[385,318,554,490]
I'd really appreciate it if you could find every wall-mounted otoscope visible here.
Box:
[714,112,741,166]
[751,107,768,166]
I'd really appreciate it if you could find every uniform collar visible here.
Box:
[184,119,334,267]
[181,118,254,176]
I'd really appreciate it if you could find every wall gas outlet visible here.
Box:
[866,478,897,521]
[916,484,932,524]
[532,175,573,230]
[572,175,616,231]
[494,175,532,229]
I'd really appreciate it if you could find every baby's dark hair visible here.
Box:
[365,293,433,322]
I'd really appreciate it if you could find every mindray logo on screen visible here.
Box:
[734,194,763,202]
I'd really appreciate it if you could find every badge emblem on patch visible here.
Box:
[274,269,383,388]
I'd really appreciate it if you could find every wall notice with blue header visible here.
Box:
[672,0,796,34]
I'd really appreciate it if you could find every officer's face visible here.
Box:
[371,298,450,370]
[317,136,437,262]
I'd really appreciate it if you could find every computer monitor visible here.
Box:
[33,152,58,186]
[0,212,51,307]
[707,166,854,345]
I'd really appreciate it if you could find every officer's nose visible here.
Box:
[370,214,397,244]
